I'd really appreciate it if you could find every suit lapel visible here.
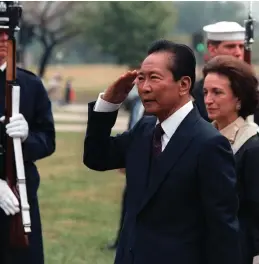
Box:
[137,108,201,214]
[131,117,156,194]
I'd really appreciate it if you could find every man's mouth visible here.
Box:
[143,99,155,103]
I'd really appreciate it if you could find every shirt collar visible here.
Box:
[0,62,6,72]
[159,100,194,138]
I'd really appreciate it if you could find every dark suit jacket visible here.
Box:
[0,68,55,264]
[235,135,259,264]
[84,102,240,264]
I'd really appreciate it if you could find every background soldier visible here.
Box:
[192,21,248,122]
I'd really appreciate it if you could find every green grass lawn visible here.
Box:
[37,132,125,264]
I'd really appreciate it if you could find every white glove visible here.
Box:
[253,256,259,264]
[0,114,29,142]
[0,179,20,215]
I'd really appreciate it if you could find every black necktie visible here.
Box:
[152,123,164,157]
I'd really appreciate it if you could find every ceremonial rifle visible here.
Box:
[244,1,254,65]
[0,1,31,248]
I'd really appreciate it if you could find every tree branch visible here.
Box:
[55,30,82,44]
[46,2,76,24]
[41,2,53,18]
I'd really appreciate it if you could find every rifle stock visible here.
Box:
[244,49,251,65]
[5,34,29,248]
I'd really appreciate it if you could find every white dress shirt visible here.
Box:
[159,101,193,151]
[94,93,194,151]
[0,62,6,72]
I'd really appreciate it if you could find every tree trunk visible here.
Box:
[38,44,55,78]
[17,45,27,68]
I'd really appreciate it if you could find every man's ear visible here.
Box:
[179,76,191,96]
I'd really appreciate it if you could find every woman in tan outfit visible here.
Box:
[203,55,259,264]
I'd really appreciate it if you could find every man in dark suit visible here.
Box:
[0,31,55,264]
[83,40,240,264]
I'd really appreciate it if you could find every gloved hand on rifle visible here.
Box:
[253,256,259,264]
[0,113,29,142]
[0,179,20,215]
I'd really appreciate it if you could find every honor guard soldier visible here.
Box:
[0,66,55,264]
[0,2,56,263]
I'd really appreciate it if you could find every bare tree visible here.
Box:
[21,1,84,77]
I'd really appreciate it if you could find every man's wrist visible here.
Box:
[101,93,123,104]
[94,93,121,112]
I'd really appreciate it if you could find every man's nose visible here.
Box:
[234,46,242,58]
[141,80,152,92]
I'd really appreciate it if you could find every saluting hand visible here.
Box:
[102,70,138,104]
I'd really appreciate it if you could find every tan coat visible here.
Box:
[214,117,258,154]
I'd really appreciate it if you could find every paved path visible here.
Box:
[54,118,128,132]
[53,103,128,132]
[52,103,128,116]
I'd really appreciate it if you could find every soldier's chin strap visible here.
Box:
[12,85,31,233]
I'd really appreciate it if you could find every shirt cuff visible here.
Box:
[94,93,121,112]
